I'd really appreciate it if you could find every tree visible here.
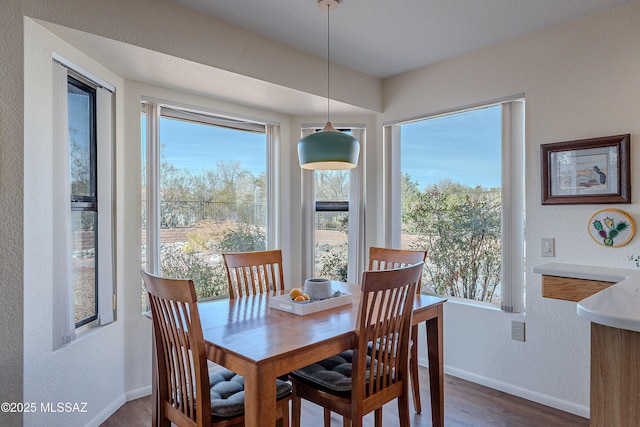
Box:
[402,179,501,302]
[316,170,349,200]
[160,163,199,201]
[214,160,249,202]
[157,158,268,299]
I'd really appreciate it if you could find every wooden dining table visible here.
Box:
[195,281,447,427]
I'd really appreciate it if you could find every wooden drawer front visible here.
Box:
[542,275,615,302]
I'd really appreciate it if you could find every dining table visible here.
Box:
[195,281,447,427]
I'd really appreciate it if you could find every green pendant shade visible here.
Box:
[298,122,360,170]
[298,1,360,171]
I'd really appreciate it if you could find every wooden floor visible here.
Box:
[102,369,589,426]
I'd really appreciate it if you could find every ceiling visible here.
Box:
[41,0,633,116]
[167,0,632,79]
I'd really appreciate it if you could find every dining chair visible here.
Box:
[223,249,293,382]
[141,271,292,427]
[289,262,423,427]
[222,249,285,299]
[368,246,427,413]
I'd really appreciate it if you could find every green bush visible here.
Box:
[160,222,267,300]
[216,223,266,253]
[317,243,348,282]
[403,181,501,302]
[160,242,228,299]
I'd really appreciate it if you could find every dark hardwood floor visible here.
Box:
[101,369,588,426]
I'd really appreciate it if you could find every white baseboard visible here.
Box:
[417,357,589,419]
[125,385,152,401]
[445,366,590,418]
[83,386,151,427]
[84,395,125,427]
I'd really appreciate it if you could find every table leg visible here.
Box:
[244,364,277,427]
[426,305,444,427]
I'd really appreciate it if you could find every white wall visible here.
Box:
[0,1,24,426]
[23,19,127,426]
[381,1,640,417]
[23,0,380,114]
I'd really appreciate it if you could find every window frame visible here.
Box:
[141,99,279,298]
[383,97,525,312]
[68,75,99,327]
[301,125,366,284]
[52,55,116,350]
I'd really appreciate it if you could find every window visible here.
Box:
[68,76,98,327]
[301,127,365,285]
[385,99,525,312]
[315,177,349,280]
[142,101,276,302]
[52,56,115,349]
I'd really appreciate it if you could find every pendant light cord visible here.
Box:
[326,2,330,124]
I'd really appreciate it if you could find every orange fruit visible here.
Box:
[289,288,303,299]
[293,295,306,302]
[303,294,310,300]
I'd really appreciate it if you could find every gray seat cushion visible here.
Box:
[209,368,292,418]
[290,350,372,393]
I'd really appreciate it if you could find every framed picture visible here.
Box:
[541,134,630,205]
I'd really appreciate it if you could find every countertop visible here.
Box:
[532,263,640,333]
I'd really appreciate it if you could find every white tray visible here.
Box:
[269,291,352,316]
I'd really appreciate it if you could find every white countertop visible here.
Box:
[533,263,640,333]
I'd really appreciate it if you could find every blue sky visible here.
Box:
[158,117,266,175]
[400,105,502,190]
[145,106,501,189]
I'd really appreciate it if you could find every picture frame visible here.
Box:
[541,134,630,205]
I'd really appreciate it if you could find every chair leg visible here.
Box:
[410,325,422,413]
[398,392,411,427]
[292,393,302,427]
[324,408,331,427]
[277,399,290,427]
[374,408,383,427]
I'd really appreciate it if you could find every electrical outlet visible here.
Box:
[511,320,525,342]
[541,237,555,257]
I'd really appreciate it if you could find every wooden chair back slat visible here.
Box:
[368,246,426,292]
[223,250,285,299]
[142,271,211,427]
[289,263,423,426]
[143,271,291,427]
[367,246,427,413]
[352,262,422,421]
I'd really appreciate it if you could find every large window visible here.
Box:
[142,102,275,302]
[52,57,115,349]
[387,100,525,312]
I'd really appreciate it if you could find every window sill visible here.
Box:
[422,292,502,311]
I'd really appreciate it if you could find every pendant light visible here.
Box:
[298,0,360,170]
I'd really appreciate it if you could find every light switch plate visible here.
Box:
[541,237,555,257]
